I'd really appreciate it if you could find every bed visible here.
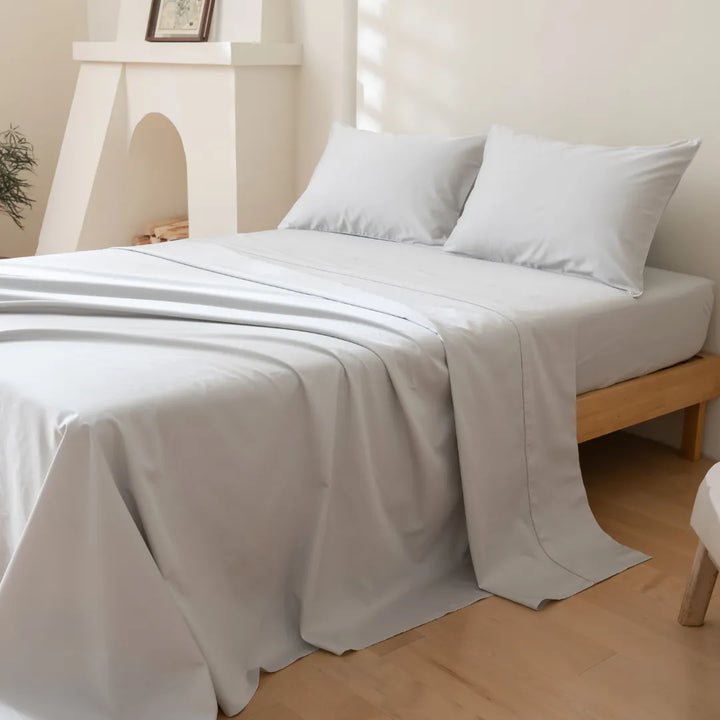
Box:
[0,229,714,719]
[227,229,719,457]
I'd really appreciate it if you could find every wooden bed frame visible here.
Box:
[576,353,720,461]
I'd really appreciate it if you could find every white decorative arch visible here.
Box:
[37,0,301,255]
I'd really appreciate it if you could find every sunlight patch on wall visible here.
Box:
[357,1,388,131]
[357,25,387,66]
[356,0,466,134]
[358,0,388,18]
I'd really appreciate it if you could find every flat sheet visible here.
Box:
[0,232,659,719]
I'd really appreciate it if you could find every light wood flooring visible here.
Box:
[221,433,720,720]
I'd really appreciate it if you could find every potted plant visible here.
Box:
[0,126,37,229]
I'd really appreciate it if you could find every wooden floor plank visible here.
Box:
[220,433,720,719]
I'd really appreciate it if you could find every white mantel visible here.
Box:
[73,41,302,66]
[38,0,301,255]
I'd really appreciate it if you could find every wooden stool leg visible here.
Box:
[681,402,707,461]
[678,541,718,626]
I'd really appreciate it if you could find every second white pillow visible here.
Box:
[445,126,700,296]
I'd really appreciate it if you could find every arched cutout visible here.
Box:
[127,113,189,241]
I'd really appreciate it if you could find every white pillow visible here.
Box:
[445,125,701,296]
[280,123,486,245]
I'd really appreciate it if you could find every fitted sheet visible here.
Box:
[574,266,714,393]
[221,230,714,394]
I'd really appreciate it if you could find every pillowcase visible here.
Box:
[445,125,701,296]
[280,123,486,245]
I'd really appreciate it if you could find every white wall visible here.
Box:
[0,2,87,257]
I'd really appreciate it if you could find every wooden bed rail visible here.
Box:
[576,353,720,461]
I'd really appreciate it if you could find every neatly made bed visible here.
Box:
[0,230,712,719]
[229,230,717,459]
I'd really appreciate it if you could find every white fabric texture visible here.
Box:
[572,266,712,393]
[445,125,701,296]
[0,233,647,720]
[280,123,486,245]
[691,465,720,568]
[224,230,713,395]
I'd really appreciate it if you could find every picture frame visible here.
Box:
[146,0,217,43]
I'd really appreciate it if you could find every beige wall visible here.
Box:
[0,2,87,257]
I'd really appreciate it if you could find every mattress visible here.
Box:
[222,230,715,394]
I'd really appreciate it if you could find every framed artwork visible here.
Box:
[146,0,217,42]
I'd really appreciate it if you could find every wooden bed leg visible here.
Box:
[681,402,707,461]
[679,542,718,626]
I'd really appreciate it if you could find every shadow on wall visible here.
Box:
[127,113,189,242]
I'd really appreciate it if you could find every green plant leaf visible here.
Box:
[0,125,37,229]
